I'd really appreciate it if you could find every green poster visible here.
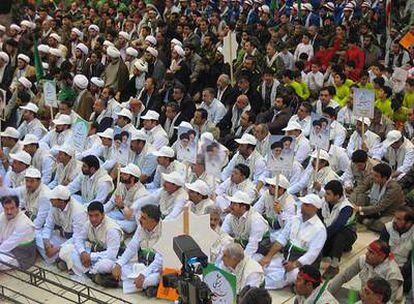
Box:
[203,263,236,304]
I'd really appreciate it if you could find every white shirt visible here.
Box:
[330,120,347,147]
[221,151,266,183]
[305,71,324,92]
[145,125,169,150]
[288,115,311,137]
[294,43,314,61]
[200,98,227,124]
[0,211,35,253]
[67,171,113,205]
[346,130,381,158]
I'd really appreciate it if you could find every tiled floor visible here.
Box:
[0,228,378,304]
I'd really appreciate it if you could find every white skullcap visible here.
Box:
[88,24,99,32]
[176,121,193,130]
[90,77,104,88]
[174,45,185,57]
[20,102,39,113]
[73,74,89,90]
[0,51,9,64]
[1,127,20,139]
[49,48,62,57]
[107,46,120,58]
[17,53,30,63]
[134,59,148,73]
[145,35,157,46]
[171,38,182,47]
[18,77,32,89]
[38,44,50,53]
[10,151,31,165]
[49,33,61,43]
[119,31,130,41]
[10,24,21,32]
[76,43,89,55]
[146,46,158,57]
[25,167,41,179]
[126,47,138,57]
[234,133,257,145]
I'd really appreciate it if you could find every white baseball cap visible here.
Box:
[97,128,114,139]
[120,163,141,178]
[10,151,31,165]
[153,146,175,158]
[50,185,71,200]
[185,179,210,196]
[175,121,193,130]
[53,114,71,125]
[56,144,75,156]
[235,133,257,145]
[130,129,148,141]
[141,110,160,121]
[298,194,323,209]
[20,102,39,113]
[310,149,330,161]
[162,171,184,186]
[356,117,371,127]
[382,130,403,147]
[264,174,290,189]
[116,108,133,120]
[1,127,20,139]
[25,167,41,179]
[21,134,38,146]
[226,191,253,205]
[283,121,302,131]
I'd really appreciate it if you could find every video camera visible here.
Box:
[162,235,212,304]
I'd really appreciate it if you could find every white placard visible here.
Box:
[309,114,331,151]
[174,126,198,164]
[71,117,89,152]
[43,80,58,108]
[353,88,375,119]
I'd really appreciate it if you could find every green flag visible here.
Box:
[297,0,302,20]
[270,0,278,14]
[33,36,44,81]
[347,289,358,304]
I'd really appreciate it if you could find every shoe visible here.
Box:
[322,266,339,280]
[144,286,158,298]
[92,274,119,288]
[56,259,68,271]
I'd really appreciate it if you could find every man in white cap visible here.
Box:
[185,179,214,215]
[102,46,129,93]
[144,47,165,89]
[55,99,81,128]
[11,53,35,91]
[216,164,257,213]
[0,51,13,89]
[105,164,149,233]
[289,149,340,197]
[22,134,54,185]
[141,110,169,150]
[259,194,327,289]
[221,190,269,259]
[146,146,185,190]
[373,130,414,179]
[107,204,163,294]
[121,59,148,102]
[115,108,136,134]
[4,150,31,188]
[37,185,87,266]
[17,102,47,140]
[222,242,264,294]
[0,166,50,229]
[222,133,266,183]
[253,174,296,238]
[0,127,22,175]
[125,47,139,77]
[48,145,82,189]
[128,129,157,183]
[0,195,36,270]
[67,155,114,205]
[282,120,311,165]
[72,43,89,74]
[346,117,381,158]
[73,74,94,120]
[136,171,188,220]
[40,114,73,153]
[200,87,227,124]
[70,201,123,279]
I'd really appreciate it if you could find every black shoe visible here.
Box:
[56,259,68,271]
[92,273,119,288]
[144,286,158,298]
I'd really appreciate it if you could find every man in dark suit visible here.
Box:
[90,98,113,132]
[159,102,185,145]
[236,76,263,114]
[171,84,195,122]
[0,52,13,92]
[257,94,292,135]
[138,77,162,116]
[82,50,105,80]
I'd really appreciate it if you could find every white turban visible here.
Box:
[76,43,89,55]
[73,74,89,90]
[49,33,61,43]
[88,24,99,32]
[119,31,130,41]
[174,45,185,57]
[0,52,9,64]
[107,46,120,58]
[145,35,157,46]
[17,54,30,63]
[126,47,138,57]
[146,46,158,58]
[18,77,32,89]
[91,77,104,88]
[49,48,62,57]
